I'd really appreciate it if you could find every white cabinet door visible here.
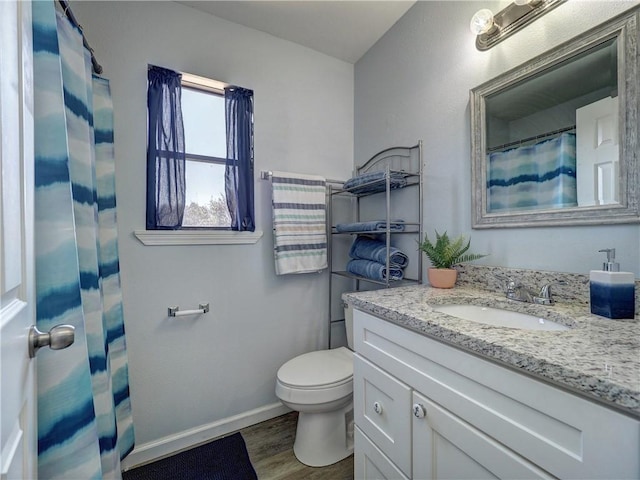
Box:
[0,1,37,478]
[354,354,412,477]
[411,392,554,480]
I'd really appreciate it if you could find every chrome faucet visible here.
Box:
[503,278,564,305]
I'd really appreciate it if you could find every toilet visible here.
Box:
[275,305,355,467]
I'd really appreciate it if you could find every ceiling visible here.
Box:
[487,37,618,122]
[177,1,416,63]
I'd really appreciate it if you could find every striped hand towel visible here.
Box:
[272,171,328,275]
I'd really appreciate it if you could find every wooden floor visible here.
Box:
[241,412,354,480]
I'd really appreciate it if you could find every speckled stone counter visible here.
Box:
[343,282,640,419]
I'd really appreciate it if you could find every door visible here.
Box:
[576,96,619,206]
[411,392,552,480]
[1,1,37,478]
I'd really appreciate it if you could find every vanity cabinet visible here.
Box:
[353,309,640,479]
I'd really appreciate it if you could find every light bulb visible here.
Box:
[470,9,495,36]
[513,0,531,5]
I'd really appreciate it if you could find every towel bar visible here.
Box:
[168,303,209,317]
[260,170,344,185]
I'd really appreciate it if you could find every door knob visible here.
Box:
[412,403,426,419]
[28,324,75,358]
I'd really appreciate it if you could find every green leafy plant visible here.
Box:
[418,230,487,269]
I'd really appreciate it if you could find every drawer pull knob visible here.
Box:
[413,403,426,419]
[373,401,383,415]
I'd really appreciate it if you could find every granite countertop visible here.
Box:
[343,285,640,419]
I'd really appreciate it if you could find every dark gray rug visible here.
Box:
[123,433,258,480]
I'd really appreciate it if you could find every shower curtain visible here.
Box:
[33,1,134,478]
[487,132,577,212]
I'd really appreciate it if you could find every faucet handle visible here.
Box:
[504,277,520,293]
[503,277,526,301]
[536,281,566,304]
[538,283,553,299]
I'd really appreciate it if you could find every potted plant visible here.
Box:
[418,230,487,288]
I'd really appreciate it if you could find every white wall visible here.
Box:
[69,0,640,464]
[355,0,640,277]
[72,0,354,459]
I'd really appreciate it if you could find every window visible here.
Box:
[145,65,256,242]
[181,74,231,228]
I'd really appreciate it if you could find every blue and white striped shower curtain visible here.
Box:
[487,132,577,212]
[33,1,134,478]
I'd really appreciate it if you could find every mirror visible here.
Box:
[470,9,639,228]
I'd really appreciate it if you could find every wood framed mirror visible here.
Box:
[470,9,639,228]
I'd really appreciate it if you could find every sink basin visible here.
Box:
[432,304,570,331]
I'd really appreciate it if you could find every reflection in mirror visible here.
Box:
[471,9,639,228]
[486,38,617,213]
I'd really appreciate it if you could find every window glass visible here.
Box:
[182,87,226,158]
[181,84,230,228]
[183,160,230,227]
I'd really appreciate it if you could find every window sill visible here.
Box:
[133,230,263,246]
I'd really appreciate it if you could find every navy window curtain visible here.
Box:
[146,65,185,229]
[225,86,255,231]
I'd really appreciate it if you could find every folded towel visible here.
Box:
[335,220,406,233]
[272,171,327,275]
[349,236,408,268]
[346,259,404,282]
[343,171,407,195]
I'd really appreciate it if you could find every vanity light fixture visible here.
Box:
[470,9,497,36]
[471,0,566,51]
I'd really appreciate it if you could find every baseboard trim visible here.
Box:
[121,402,290,471]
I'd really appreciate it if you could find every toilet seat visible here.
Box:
[276,347,353,406]
[277,347,353,389]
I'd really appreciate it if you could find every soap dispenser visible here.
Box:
[590,248,635,319]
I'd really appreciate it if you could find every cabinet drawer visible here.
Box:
[354,309,640,479]
[354,354,412,477]
[355,427,409,480]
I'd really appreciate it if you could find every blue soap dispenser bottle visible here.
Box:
[590,248,635,319]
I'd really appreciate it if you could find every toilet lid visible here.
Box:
[277,347,353,388]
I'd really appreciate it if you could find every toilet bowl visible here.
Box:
[275,306,356,467]
[276,347,354,467]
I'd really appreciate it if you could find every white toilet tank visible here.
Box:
[344,303,354,349]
